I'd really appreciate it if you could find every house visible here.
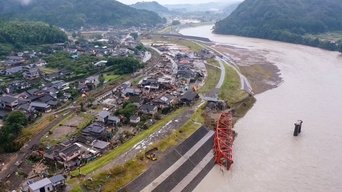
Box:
[154,94,176,108]
[97,111,111,123]
[58,144,82,164]
[130,116,141,124]
[4,56,25,66]
[108,115,120,126]
[51,80,69,90]
[23,67,40,80]
[122,87,141,97]
[140,104,158,115]
[26,88,40,96]
[82,123,107,139]
[140,78,159,88]
[91,140,110,153]
[28,178,53,192]
[30,102,51,112]
[180,91,199,105]
[49,174,66,189]
[7,80,32,94]
[4,66,23,75]
[85,75,100,89]
[0,95,19,110]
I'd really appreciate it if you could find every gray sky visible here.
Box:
[117,0,232,5]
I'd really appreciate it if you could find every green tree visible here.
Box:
[0,111,28,152]
[99,73,105,86]
[116,102,138,120]
[107,56,143,75]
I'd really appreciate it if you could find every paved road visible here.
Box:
[141,131,214,192]
[215,57,226,89]
[210,47,253,94]
[0,110,73,181]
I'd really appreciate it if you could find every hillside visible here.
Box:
[131,1,170,15]
[0,21,67,56]
[0,0,164,29]
[214,0,342,50]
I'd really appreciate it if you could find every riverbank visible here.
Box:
[213,44,282,94]
[180,24,342,192]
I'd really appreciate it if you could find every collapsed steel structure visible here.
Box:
[214,112,234,170]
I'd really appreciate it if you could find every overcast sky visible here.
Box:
[117,0,233,5]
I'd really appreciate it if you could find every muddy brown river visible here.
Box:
[180,25,342,192]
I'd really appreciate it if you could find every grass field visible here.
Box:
[104,73,120,83]
[219,64,249,105]
[39,66,59,74]
[199,65,220,94]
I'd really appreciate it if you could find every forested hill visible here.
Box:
[0,0,164,29]
[0,21,67,45]
[214,0,342,51]
[131,1,170,14]
[0,21,67,56]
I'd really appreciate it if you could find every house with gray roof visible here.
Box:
[28,178,53,192]
[0,95,19,111]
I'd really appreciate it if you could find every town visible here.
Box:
[0,27,232,192]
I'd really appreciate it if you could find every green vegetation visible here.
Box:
[172,20,181,25]
[169,38,203,52]
[1,0,164,29]
[0,21,66,57]
[215,0,342,51]
[0,111,28,152]
[131,1,170,15]
[219,65,249,105]
[82,155,148,192]
[71,107,186,176]
[199,65,220,94]
[103,73,120,83]
[116,102,138,121]
[107,56,143,75]
[156,106,204,152]
[44,52,98,77]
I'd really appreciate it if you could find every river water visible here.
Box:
[180,25,342,192]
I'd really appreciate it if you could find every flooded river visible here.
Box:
[180,25,342,192]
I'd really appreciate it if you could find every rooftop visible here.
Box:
[28,178,52,191]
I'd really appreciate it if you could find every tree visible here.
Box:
[107,56,143,75]
[116,102,138,121]
[0,111,28,152]
[99,73,105,86]
[171,20,181,25]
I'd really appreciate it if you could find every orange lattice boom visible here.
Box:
[214,112,234,170]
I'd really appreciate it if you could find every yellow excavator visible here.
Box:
[145,147,158,161]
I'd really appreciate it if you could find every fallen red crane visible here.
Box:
[213,112,234,170]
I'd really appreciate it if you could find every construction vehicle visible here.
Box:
[145,147,158,161]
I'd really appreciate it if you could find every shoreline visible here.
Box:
[213,44,282,95]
